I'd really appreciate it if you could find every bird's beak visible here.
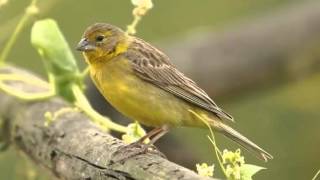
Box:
[76,38,96,52]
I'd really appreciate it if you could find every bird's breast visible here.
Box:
[89,57,195,127]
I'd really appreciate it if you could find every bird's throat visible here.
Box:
[83,36,131,66]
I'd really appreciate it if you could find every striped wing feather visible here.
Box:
[125,38,233,122]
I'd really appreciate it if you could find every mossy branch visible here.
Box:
[0,66,217,180]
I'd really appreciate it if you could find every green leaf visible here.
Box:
[240,164,266,180]
[31,19,79,75]
[31,19,81,101]
[122,122,147,144]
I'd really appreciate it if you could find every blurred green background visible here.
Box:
[1,0,320,179]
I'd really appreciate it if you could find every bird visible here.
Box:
[76,23,273,161]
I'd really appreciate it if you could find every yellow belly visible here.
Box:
[89,57,203,127]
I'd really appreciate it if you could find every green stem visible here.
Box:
[0,16,29,65]
[0,85,54,100]
[312,169,320,180]
[206,126,227,177]
[80,67,90,79]
[71,84,127,133]
[125,10,142,35]
[0,73,55,101]
[208,136,227,177]
[0,0,38,65]
[188,110,228,178]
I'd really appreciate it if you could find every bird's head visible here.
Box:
[76,23,128,63]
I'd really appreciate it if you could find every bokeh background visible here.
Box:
[1,0,320,179]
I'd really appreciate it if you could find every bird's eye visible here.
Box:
[95,35,105,42]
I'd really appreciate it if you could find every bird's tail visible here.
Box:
[213,121,273,162]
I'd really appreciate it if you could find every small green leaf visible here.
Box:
[240,164,266,180]
[31,19,81,101]
[31,19,79,75]
[122,121,147,144]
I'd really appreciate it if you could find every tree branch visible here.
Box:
[0,66,216,180]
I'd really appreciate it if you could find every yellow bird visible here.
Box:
[76,23,273,161]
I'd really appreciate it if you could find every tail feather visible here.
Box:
[216,122,273,162]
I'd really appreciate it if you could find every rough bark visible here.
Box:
[0,66,216,180]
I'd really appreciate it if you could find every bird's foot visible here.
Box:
[111,141,166,164]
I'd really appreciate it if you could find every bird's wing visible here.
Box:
[124,38,233,122]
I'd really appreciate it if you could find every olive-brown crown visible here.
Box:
[76,23,127,59]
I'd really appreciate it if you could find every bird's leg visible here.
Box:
[111,125,169,163]
[147,125,169,145]
[135,125,169,156]
[137,126,167,144]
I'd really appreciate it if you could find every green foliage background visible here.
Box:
[1,0,319,180]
